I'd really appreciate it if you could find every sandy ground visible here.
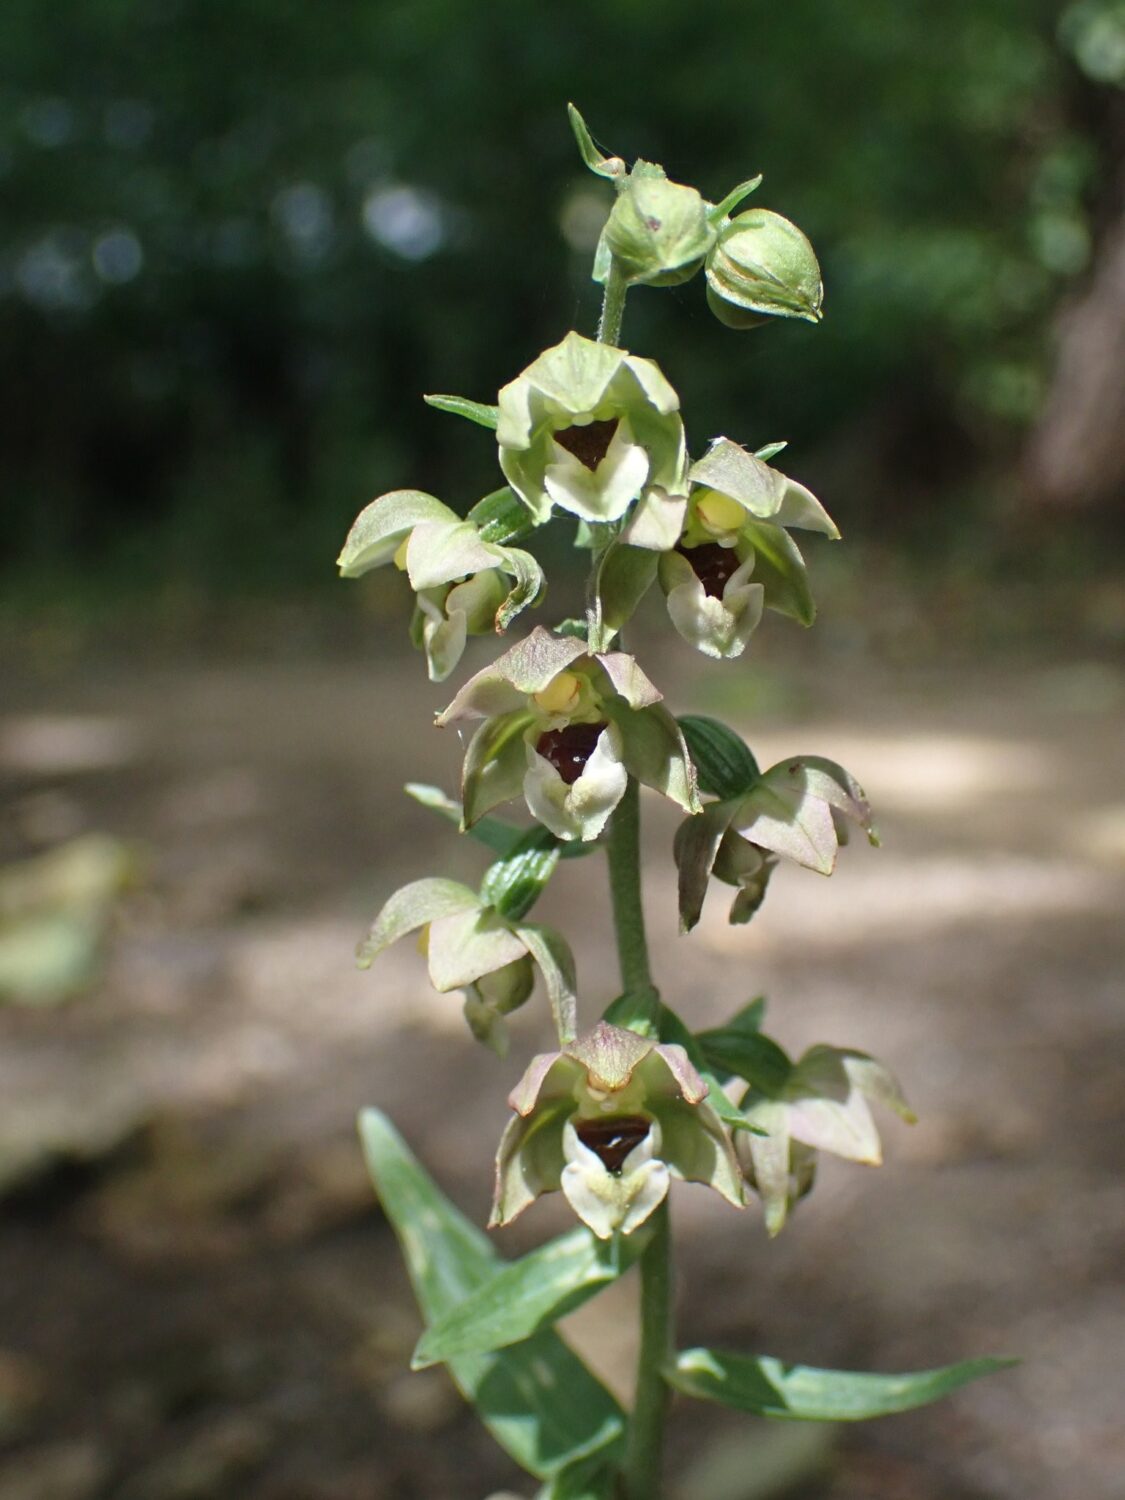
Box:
[0,624,1122,1500]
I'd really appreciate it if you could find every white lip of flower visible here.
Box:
[560,1115,671,1239]
[496,331,688,525]
[659,547,765,660]
[523,721,629,843]
[543,413,652,524]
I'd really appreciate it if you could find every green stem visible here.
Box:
[623,1200,673,1500]
[597,255,628,346]
[605,776,653,999]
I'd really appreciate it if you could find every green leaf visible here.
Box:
[536,1452,620,1499]
[480,826,561,921]
[468,485,538,546]
[359,1110,625,1479]
[698,1026,793,1098]
[423,393,499,429]
[413,1226,642,1368]
[666,1348,1017,1421]
[678,716,761,799]
[754,440,788,462]
[356,877,480,969]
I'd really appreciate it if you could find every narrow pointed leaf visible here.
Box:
[678,716,761,799]
[666,1348,1017,1421]
[536,1452,620,1499]
[359,1111,625,1479]
[413,1226,643,1368]
[424,393,499,429]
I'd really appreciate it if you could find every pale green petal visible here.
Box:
[356,877,480,969]
[661,550,764,659]
[621,487,688,551]
[610,702,700,814]
[437,628,587,724]
[461,712,537,827]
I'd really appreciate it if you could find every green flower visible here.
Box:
[496,332,687,525]
[437,626,699,842]
[736,1044,915,1235]
[705,208,823,327]
[355,876,576,1057]
[337,488,544,681]
[622,438,838,659]
[675,754,877,931]
[492,1020,744,1239]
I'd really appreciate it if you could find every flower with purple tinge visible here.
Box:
[437,626,698,842]
[492,1021,744,1239]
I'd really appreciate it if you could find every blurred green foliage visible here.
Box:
[0,0,1110,589]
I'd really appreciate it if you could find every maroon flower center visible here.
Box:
[536,721,606,785]
[554,418,619,471]
[575,1115,652,1175]
[678,541,742,599]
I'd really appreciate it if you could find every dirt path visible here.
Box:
[1,638,1122,1500]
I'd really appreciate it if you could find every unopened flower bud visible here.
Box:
[706,208,823,326]
[604,170,715,287]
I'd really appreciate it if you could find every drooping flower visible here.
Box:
[492,1020,744,1239]
[355,876,577,1056]
[622,438,838,660]
[436,626,699,842]
[337,488,544,681]
[675,754,877,930]
[735,1044,915,1235]
[496,332,687,525]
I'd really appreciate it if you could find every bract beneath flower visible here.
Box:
[492,1020,744,1239]
[437,626,698,841]
[496,332,687,525]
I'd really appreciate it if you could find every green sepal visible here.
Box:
[666,1348,1017,1422]
[461,710,538,829]
[678,716,761,799]
[337,489,457,577]
[707,174,764,225]
[741,519,815,625]
[423,393,499,430]
[567,103,626,182]
[593,541,659,647]
[480,826,562,920]
[403,783,595,861]
[755,441,788,462]
[358,1110,626,1479]
[412,1225,644,1369]
[355,877,479,969]
[514,922,579,1043]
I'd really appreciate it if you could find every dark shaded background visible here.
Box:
[1,3,1124,1500]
